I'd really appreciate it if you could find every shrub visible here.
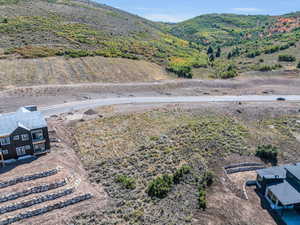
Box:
[198,187,207,210]
[264,45,280,54]
[214,61,238,79]
[173,165,191,184]
[203,170,214,187]
[255,64,282,72]
[297,62,300,69]
[63,49,93,58]
[256,145,279,163]
[219,69,238,79]
[167,65,193,79]
[218,65,238,79]
[246,50,261,58]
[115,175,136,190]
[147,174,173,198]
[278,54,296,62]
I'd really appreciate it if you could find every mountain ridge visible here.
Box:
[0,0,299,83]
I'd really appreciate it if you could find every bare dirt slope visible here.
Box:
[0,56,169,88]
[0,119,107,225]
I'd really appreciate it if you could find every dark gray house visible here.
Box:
[256,163,300,210]
[0,106,50,165]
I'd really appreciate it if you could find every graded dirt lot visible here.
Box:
[0,56,169,88]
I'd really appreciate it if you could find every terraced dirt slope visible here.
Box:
[0,119,106,225]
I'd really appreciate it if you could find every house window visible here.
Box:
[16,146,26,156]
[1,149,8,155]
[267,190,277,204]
[0,137,10,145]
[13,135,20,141]
[25,145,31,150]
[21,134,29,141]
[31,130,44,142]
[33,143,46,154]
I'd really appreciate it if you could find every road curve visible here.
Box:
[40,95,300,117]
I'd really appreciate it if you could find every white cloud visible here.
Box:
[143,14,189,23]
[232,8,262,13]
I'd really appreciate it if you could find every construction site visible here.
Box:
[0,119,107,225]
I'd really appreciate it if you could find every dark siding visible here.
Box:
[11,127,32,159]
[31,127,51,151]
[42,127,51,151]
[0,126,50,161]
[0,135,14,160]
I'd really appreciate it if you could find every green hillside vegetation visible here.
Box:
[0,0,299,80]
[167,12,300,77]
[0,0,208,78]
[168,14,274,47]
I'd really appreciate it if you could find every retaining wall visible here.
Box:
[0,180,67,203]
[224,163,264,170]
[0,194,93,225]
[0,188,74,215]
[0,169,59,189]
[226,166,265,174]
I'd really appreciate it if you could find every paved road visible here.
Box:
[40,95,300,117]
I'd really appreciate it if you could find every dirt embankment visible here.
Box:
[0,119,107,225]
[0,56,169,88]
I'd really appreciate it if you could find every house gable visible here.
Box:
[0,106,50,162]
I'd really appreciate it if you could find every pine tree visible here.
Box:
[215,47,221,57]
[227,52,232,59]
[207,46,213,55]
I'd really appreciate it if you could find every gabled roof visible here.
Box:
[285,163,300,181]
[269,180,300,205]
[257,166,286,179]
[0,106,47,137]
[257,163,300,206]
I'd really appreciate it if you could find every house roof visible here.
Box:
[285,164,300,181]
[257,166,286,179]
[269,180,300,205]
[0,107,47,137]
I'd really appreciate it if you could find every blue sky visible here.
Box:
[95,0,300,22]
